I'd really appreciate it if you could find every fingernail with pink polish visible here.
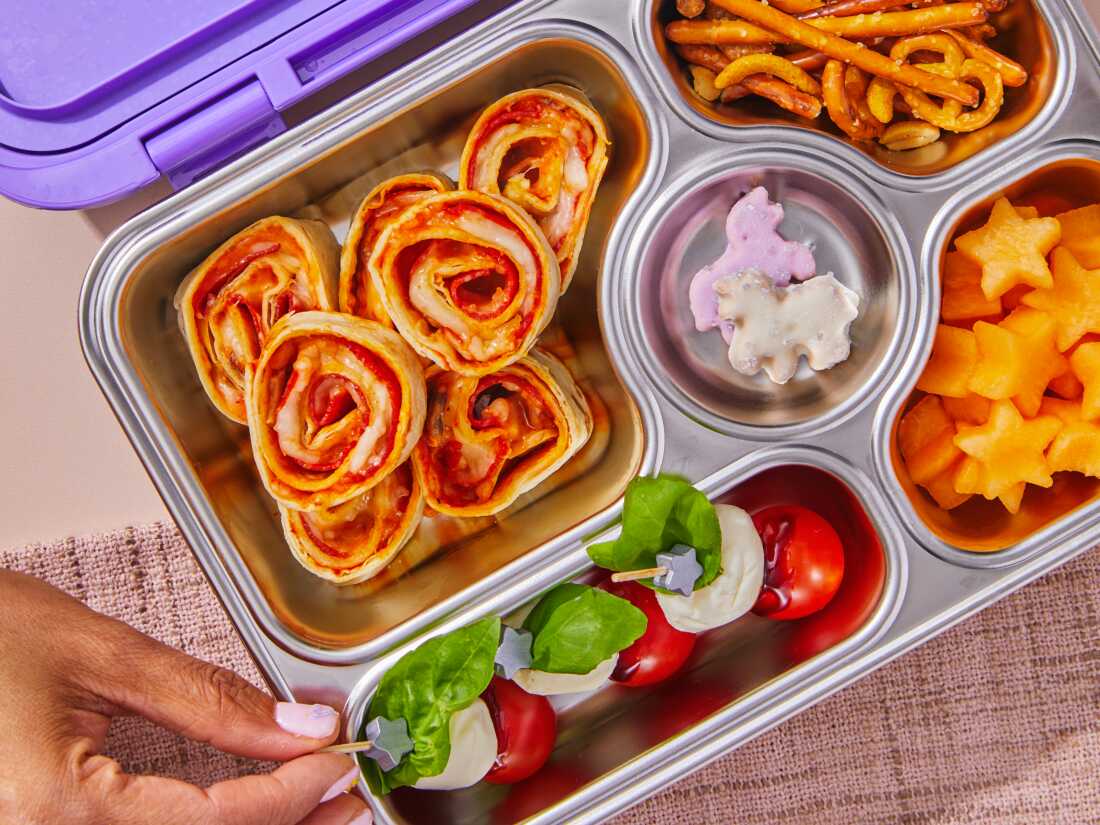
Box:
[275,701,339,739]
[348,811,374,825]
[321,766,361,803]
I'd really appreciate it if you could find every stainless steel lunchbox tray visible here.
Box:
[80,1,1100,822]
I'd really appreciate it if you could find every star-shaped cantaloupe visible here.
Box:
[1070,341,1100,420]
[942,394,991,425]
[1039,397,1100,478]
[968,308,1068,416]
[917,324,977,398]
[955,197,1062,300]
[898,396,971,510]
[1020,247,1100,351]
[1056,204,1100,269]
[953,399,1062,514]
[941,251,1002,323]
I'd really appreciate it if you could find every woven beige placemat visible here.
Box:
[3,522,1098,824]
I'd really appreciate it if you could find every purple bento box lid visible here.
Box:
[0,0,490,210]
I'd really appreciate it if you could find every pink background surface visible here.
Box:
[0,5,1098,549]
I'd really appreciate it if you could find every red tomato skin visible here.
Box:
[597,578,697,687]
[751,505,845,621]
[483,676,556,785]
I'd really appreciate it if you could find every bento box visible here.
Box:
[79,0,1100,822]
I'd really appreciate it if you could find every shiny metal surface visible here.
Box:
[639,0,1075,184]
[79,0,1100,821]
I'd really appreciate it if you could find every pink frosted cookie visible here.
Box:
[688,187,816,340]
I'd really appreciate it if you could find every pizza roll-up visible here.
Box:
[369,190,561,374]
[247,312,427,511]
[413,348,592,517]
[279,461,423,585]
[338,173,453,324]
[177,216,339,423]
[459,88,609,291]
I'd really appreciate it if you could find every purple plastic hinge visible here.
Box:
[143,79,286,191]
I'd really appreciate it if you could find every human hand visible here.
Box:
[0,570,371,825]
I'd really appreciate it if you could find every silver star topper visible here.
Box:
[363,716,413,772]
[653,544,703,597]
[494,626,534,680]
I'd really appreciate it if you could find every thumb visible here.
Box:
[78,612,341,760]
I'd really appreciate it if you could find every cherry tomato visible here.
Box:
[597,578,696,687]
[482,676,556,784]
[751,505,844,621]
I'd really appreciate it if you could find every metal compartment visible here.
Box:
[642,0,1065,178]
[83,23,667,658]
[883,143,1100,559]
[625,151,909,436]
[343,454,906,825]
[79,0,1100,822]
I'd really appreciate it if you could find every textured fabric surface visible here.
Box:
[3,521,1098,823]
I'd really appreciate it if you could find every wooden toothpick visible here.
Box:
[610,566,667,583]
[319,740,374,755]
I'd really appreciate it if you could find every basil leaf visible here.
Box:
[522,583,647,674]
[587,475,722,592]
[359,616,500,795]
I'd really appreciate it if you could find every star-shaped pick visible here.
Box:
[1057,204,1100,269]
[1021,247,1100,352]
[955,197,1062,300]
[363,716,414,772]
[1070,342,1100,421]
[968,308,1068,417]
[1040,397,1100,478]
[494,626,533,680]
[953,399,1062,514]
[916,324,977,399]
[654,544,704,597]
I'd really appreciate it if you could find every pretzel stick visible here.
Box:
[945,29,1029,87]
[667,6,988,46]
[768,0,825,11]
[706,0,981,104]
[676,45,823,116]
[799,0,912,19]
[667,19,778,45]
[726,76,824,117]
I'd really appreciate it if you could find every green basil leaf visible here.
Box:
[586,475,722,592]
[359,616,500,795]
[522,583,647,674]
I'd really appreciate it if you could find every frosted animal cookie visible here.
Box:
[689,186,817,340]
[714,270,860,384]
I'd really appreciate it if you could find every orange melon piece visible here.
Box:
[1056,204,1100,269]
[917,325,978,398]
[941,252,1002,323]
[955,197,1061,300]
